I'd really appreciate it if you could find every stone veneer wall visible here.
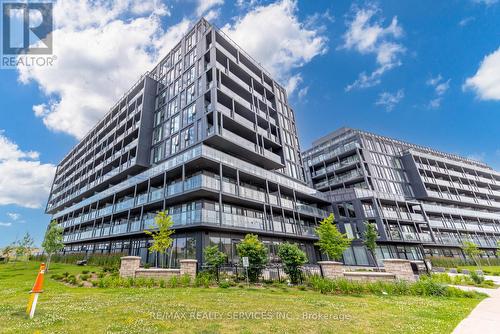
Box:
[318,259,416,282]
[383,259,416,282]
[119,256,198,280]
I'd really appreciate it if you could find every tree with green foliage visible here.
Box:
[203,245,227,280]
[16,232,34,263]
[1,245,14,262]
[42,220,65,271]
[144,211,175,268]
[236,234,268,282]
[363,222,380,269]
[315,214,352,261]
[462,241,482,269]
[277,242,308,284]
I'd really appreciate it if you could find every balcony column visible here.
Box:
[218,162,223,227]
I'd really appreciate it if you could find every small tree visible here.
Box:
[1,245,14,262]
[315,214,352,261]
[144,211,175,268]
[16,232,34,263]
[203,245,227,280]
[236,234,268,282]
[462,241,482,269]
[363,222,379,269]
[42,220,65,271]
[277,242,308,284]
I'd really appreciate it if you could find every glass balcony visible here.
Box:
[149,188,165,202]
[135,193,148,206]
[221,212,265,230]
[114,198,134,212]
[111,223,128,235]
[239,186,266,202]
[129,220,142,232]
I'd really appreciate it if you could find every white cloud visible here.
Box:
[0,222,12,227]
[19,0,191,139]
[472,0,498,5]
[7,213,21,221]
[196,0,224,17]
[222,0,327,94]
[342,4,405,91]
[459,17,475,27]
[0,131,39,161]
[466,152,486,162]
[426,74,450,109]
[204,9,220,22]
[0,131,56,209]
[375,89,404,112]
[463,47,500,101]
[298,86,309,99]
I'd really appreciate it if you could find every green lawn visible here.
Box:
[457,265,500,275]
[0,262,482,334]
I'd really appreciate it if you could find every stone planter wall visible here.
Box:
[383,259,416,282]
[343,272,396,282]
[119,256,198,280]
[318,259,416,282]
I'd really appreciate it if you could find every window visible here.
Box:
[186,83,195,104]
[186,31,196,50]
[185,49,196,68]
[337,205,346,218]
[152,127,163,144]
[154,108,164,126]
[183,104,196,125]
[182,126,195,148]
[171,134,179,154]
[173,46,181,62]
[174,79,180,95]
[170,115,180,133]
[346,203,356,218]
[167,98,178,117]
[151,144,164,163]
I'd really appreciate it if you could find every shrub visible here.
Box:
[203,245,227,279]
[31,252,125,268]
[81,270,89,274]
[159,279,166,288]
[134,277,147,288]
[236,234,268,282]
[179,274,191,287]
[50,274,62,280]
[80,274,90,281]
[277,242,308,284]
[168,276,179,288]
[305,275,484,298]
[218,281,231,289]
[194,272,213,288]
[470,272,484,285]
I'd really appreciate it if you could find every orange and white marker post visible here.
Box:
[26,263,46,319]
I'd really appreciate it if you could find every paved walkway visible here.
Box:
[452,280,500,334]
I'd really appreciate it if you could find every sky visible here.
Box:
[1,0,500,247]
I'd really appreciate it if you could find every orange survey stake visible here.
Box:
[26,263,46,318]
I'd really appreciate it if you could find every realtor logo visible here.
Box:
[2,1,53,55]
[1,1,55,68]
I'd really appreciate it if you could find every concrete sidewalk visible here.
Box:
[452,284,500,334]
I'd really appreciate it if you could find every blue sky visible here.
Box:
[1,0,500,247]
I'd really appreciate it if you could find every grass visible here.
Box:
[0,262,485,334]
[457,265,500,276]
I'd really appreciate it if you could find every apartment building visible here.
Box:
[45,18,329,267]
[302,127,500,266]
